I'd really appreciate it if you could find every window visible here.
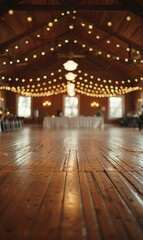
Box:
[109,96,123,119]
[17,95,32,118]
[63,96,79,117]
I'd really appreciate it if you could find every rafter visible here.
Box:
[0,14,65,52]
[0,4,133,12]
[78,15,143,52]
[0,0,23,16]
[118,0,143,18]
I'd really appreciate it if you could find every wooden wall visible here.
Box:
[3,89,140,125]
[0,90,6,109]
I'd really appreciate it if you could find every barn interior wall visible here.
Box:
[3,89,141,125]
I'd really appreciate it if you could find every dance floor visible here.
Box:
[0,125,143,240]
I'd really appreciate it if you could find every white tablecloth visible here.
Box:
[43,116,104,129]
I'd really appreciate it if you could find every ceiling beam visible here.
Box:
[0,20,48,52]
[0,15,66,52]
[0,1,142,17]
[0,4,132,12]
[118,0,143,18]
[0,0,23,16]
[79,16,143,52]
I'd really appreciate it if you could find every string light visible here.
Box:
[69,24,74,29]
[107,21,112,27]
[48,22,53,27]
[126,16,131,21]
[8,9,14,15]
[1,14,142,98]
[1,70,141,97]
[27,16,33,22]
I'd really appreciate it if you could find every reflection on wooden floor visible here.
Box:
[0,126,143,240]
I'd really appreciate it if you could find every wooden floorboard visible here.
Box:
[0,126,143,240]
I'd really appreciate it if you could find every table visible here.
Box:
[43,116,104,129]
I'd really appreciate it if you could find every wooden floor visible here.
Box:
[0,125,143,240]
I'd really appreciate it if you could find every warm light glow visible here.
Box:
[67,83,75,96]
[6,111,10,115]
[91,101,99,107]
[107,21,112,26]
[43,100,51,106]
[0,97,4,102]
[1,63,142,97]
[65,72,77,81]
[138,98,143,103]
[126,16,131,21]
[8,9,14,15]
[69,24,74,29]
[27,16,32,22]
[48,22,53,27]
[63,60,78,71]
[89,25,93,29]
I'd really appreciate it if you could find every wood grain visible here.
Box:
[0,126,143,239]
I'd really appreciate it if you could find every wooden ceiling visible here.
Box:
[0,0,143,97]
